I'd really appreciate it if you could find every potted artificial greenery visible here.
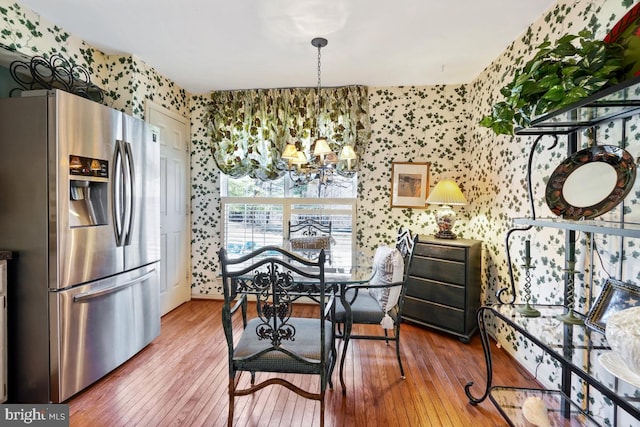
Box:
[480,30,627,136]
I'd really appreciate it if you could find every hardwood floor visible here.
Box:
[67,300,539,426]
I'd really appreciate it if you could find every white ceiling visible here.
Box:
[17,0,557,94]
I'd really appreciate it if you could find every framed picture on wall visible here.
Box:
[390,162,430,208]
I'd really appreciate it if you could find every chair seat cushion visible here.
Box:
[335,289,399,324]
[234,317,332,374]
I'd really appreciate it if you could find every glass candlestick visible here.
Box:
[516,253,540,317]
[556,259,583,325]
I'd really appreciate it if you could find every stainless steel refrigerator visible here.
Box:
[0,89,161,403]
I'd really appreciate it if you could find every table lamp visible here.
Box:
[426,179,467,239]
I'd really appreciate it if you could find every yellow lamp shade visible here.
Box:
[339,145,356,160]
[69,156,82,169]
[291,151,308,165]
[282,143,298,160]
[339,145,357,170]
[426,180,467,206]
[313,138,332,156]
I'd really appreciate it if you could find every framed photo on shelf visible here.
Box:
[390,162,430,208]
[585,278,640,333]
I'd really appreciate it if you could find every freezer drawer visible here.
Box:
[50,263,160,402]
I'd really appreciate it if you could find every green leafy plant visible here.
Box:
[480,30,627,135]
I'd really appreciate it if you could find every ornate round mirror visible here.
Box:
[545,145,637,220]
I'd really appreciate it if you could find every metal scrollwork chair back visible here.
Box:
[287,219,333,265]
[334,226,417,392]
[218,245,337,427]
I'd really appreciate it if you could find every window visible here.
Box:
[221,174,357,271]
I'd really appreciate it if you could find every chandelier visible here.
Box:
[281,37,357,196]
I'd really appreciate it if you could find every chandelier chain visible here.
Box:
[316,41,322,130]
[281,37,356,197]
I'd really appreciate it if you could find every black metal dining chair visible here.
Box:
[287,219,333,264]
[334,227,417,393]
[218,246,337,427]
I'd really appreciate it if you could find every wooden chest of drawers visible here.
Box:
[403,236,482,342]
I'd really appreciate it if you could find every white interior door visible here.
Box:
[146,102,191,315]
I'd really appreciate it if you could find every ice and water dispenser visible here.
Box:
[69,155,109,227]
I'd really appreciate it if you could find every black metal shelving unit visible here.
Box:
[514,74,640,136]
[465,77,640,426]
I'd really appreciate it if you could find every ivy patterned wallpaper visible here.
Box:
[1,0,640,423]
[357,85,471,249]
[190,95,221,294]
[0,1,189,118]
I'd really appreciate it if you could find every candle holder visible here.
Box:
[556,259,584,325]
[516,257,540,317]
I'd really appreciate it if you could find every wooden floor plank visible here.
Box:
[66,300,539,427]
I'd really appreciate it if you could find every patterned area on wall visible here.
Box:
[190,94,221,294]
[0,0,190,118]
[359,85,470,250]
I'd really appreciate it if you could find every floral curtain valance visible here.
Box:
[208,85,371,181]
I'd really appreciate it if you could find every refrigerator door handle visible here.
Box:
[123,141,136,246]
[112,140,125,246]
[72,269,156,302]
